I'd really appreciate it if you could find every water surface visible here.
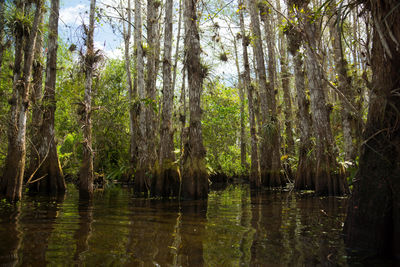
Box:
[0,184,380,266]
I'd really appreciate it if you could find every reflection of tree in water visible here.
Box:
[0,205,22,266]
[250,191,284,265]
[178,200,208,265]
[74,199,93,264]
[203,185,254,266]
[248,191,347,265]
[124,199,179,265]
[21,194,65,265]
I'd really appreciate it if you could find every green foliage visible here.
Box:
[202,82,248,177]
[92,59,130,180]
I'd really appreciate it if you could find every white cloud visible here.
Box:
[59,4,88,25]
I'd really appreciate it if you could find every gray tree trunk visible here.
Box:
[29,0,65,194]
[27,11,45,180]
[302,4,347,196]
[1,0,42,202]
[156,0,180,197]
[145,0,159,172]
[247,0,282,187]
[181,0,208,200]
[329,0,356,161]
[133,0,149,193]
[0,0,5,73]
[239,0,260,187]
[277,0,294,159]
[79,0,96,199]
[286,1,314,190]
[121,0,139,179]
[233,36,247,169]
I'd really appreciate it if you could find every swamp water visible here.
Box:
[0,184,386,266]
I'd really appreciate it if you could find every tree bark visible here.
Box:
[277,0,294,160]
[247,0,283,187]
[239,0,260,187]
[0,0,5,73]
[259,2,283,187]
[286,1,314,190]
[121,0,139,180]
[302,4,347,196]
[145,0,159,174]
[133,0,149,194]
[181,0,208,200]
[329,0,356,162]
[344,0,400,259]
[156,0,180,197]
[231,28,247,169]
[79,0,96,199]
[1,0,42,202]
[27,10,45,179]
[28,0,65,194]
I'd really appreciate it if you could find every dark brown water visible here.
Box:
[0,184,386,266]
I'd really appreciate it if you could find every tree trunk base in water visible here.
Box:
[261,170,285,188]
[27,154,66,195]
[181,157,208,200]
[315,157,347,196]
[152,162,180,198]
[133,168,152,196]
[294,157,315,191]
[1,150,25,202]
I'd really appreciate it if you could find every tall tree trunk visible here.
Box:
[1,0,42,202]
[172,0,183,93]
[231,31,247,169]
[181,0,208,200]
[28,0,65,194]
[286,1,314,190]
[239,0,260,187]
[145,0,159,177]
[156,0,180,197]
[259,2,283,187]
[133,0,148,193]
[27,11,44,179]
[329,0,356,162]
[122,0,139,180]
[79,0,96,199]
[302,3,347,196]
[247,0,282,187]
[344,0,400,259]
[0,0,5,73]
[277,0,294,161]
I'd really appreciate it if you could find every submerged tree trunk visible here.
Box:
[79,0,96,199]
[133,0,149,194]
[286,2,314,190]
[156,0,180,197]
[181,0,208,200]
[302,4,347,196]
[239,0,260,187]
[28,0,65,194]
[1,0,42,202]
[344,0,400,259]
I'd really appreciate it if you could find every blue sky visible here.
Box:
[59,0,123,58]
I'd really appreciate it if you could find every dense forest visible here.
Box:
[0,0,399,260]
